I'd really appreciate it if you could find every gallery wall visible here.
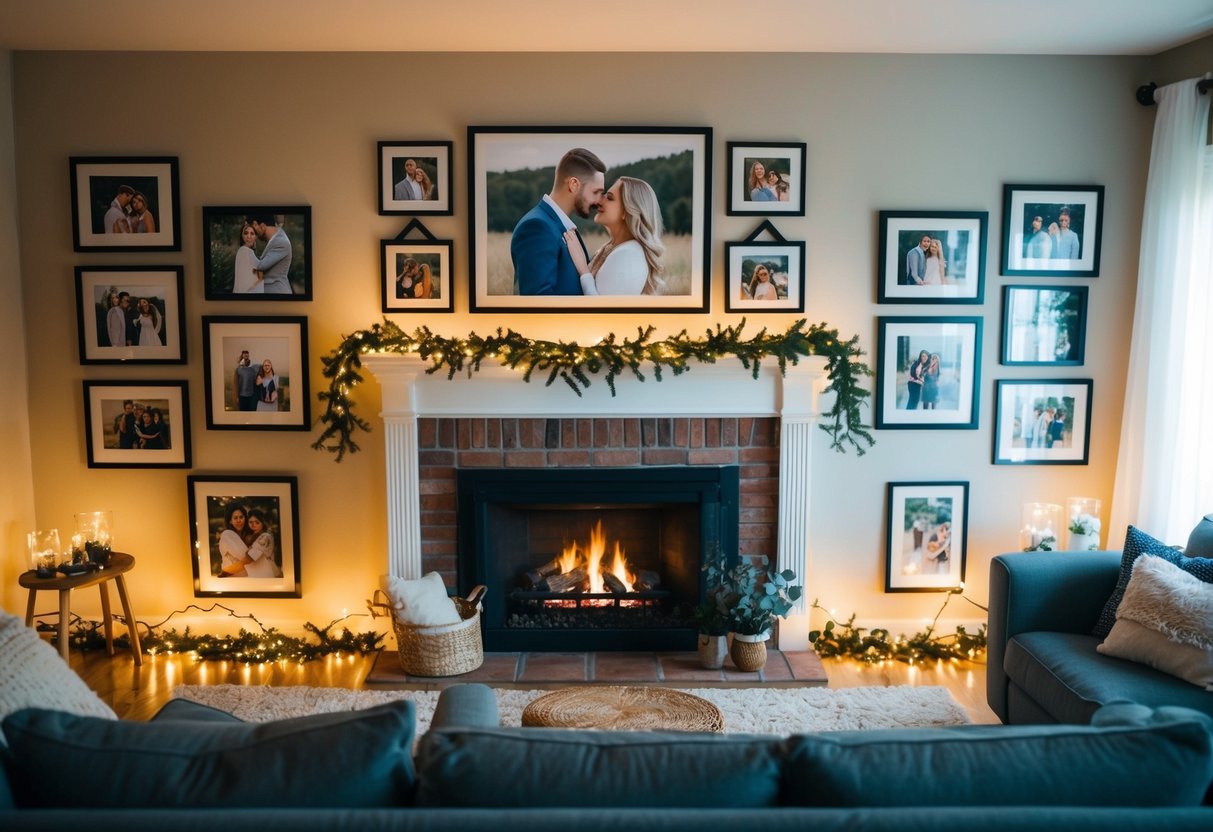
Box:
[0,49,1179,637]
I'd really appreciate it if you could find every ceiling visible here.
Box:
[1,0,1211,55]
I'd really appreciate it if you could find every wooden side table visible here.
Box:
[18,551,142,665]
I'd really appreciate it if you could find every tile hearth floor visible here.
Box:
[365,649,829,687]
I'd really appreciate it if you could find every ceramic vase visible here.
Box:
[729,632,769,672]
[697,634,728,669]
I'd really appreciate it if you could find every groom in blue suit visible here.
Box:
[511,148,606,295]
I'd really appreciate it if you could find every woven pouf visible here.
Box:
[521,686,724,732]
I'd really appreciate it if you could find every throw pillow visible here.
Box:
[382,571,461,626]
[1187,512,1213,557]
[1091,525,1213,638]
[1096,555,1213,690]
[2,700,416,809]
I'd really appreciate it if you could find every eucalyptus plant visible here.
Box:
[699,553,803,637]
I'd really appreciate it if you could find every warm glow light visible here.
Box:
[555,519,635,594]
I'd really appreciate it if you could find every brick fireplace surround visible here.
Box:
[364,354,829,650]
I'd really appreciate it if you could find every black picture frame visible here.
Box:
[875,316,983,430]
[202,206,313,301]
[201,315,310,431]
[885,481,969,593]
[877,210,988,304]
[75,266,186,364]
[993,379,1093,465]
[82,380,191,468]
[70,156,181,252]
[1000,284,1088,366]
[1001,184,1104,277]
[724,220,805,312]
[381,219,454,313]
[188,474,301,598]
[378,140,454,216]
[725,141,807,217]
[467,125,712,313]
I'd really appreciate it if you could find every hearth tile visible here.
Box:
[592,652,660,681]
[518,653,589,682]
[658,653,726,682]
[462,653,523,682]
[785,649,829,683]
[756,652,794,681]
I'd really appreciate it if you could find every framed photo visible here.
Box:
[202,316,310,431]
[75,266,186,364]
[1001,285,1088,365]
[724,220,805,312]
[188,475,301,598]
[993,379,1093,465]
[381,219,454,312]
[70,156,180,252]
[202,206,313,300]
[876,317,982,429]
[885,481,968,592]
[467,125,712,313]
[378,141,453,215]
[725,141,806,216]
[82,380,191,468]
[1001,184,1103,277]
[877,211,988,304]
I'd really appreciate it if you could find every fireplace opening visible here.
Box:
[457,466,739,651]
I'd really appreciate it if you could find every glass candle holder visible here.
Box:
[1020,503,1062,552]
[27,529,61,578]
[1066,497,1102,551]
[74,511,114,567]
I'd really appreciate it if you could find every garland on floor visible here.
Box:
[807,591,988,665]
[311,318,874,462]
[42,603,384,664]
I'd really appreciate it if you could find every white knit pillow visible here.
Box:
[0,610,116,743]
[380,572,461,626]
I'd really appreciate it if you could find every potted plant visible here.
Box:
[717,555,803,672]
[678,559,733,669]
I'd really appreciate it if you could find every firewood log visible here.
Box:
[633,570,661,591]
[545,566,588,594]
[522,556,564,589]
[602,573,627,594]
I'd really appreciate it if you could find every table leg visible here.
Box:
[57,589,71,663]
[114,574,142,666]
[25,589,36,627]
[99,582,115,656]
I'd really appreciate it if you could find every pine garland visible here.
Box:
[312,318,874,461]
[807,593,988,665]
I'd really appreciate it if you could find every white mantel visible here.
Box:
[364,353,830,649]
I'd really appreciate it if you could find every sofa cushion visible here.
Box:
[149,697,245,723]
[1,700,416,809]
[1092,525,1213,638]
[1187,513,1213,557]
[782,704,1213,807]
[415,726,783,808]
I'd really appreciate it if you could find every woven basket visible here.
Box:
[370,586,485,677]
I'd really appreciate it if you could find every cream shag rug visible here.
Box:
[171,684,969,734]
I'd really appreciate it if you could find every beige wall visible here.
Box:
[1147,32,1213,84]
[6,51,1157,636]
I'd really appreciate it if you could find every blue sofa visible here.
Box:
[2,683,1211,830]
[988,515,1213,726]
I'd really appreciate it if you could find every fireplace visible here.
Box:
[457,466,739,651]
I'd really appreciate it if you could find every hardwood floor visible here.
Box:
[72,647,999,724]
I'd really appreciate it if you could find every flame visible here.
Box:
[555,519,635,593]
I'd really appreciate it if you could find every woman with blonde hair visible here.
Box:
[563,176,665,295]
[129,192,157,233]
[748,263,779,300]
[748,161,775,201]
[255,359,279,412]
[413,166,434,200]
[923,238,947,285]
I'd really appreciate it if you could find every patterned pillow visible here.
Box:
[1092,525,1213,638]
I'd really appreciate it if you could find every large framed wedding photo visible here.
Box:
[378,140,453,216]
[725,141,806,216]
[1001,284,1088,366]
[1001,184,1103,277]
[75,266,186,364]
[877,210,988,304]
[188,475,301,599]
[885,481,968,593]
[724,221,805,312]
[993,379,1093,465]
[875,316,982,430]
[381,220,454,313]
[467,125,712,313]
[202,206,313,300]
[82,380,191,469]
[70,156,180,252]
[202,316,310,431]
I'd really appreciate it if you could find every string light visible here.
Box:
[808,592,988,665]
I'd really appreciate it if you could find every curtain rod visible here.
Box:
[1136,78,1212,106]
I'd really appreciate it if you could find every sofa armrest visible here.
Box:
[430,684,499,730]
[986,551,1120,723]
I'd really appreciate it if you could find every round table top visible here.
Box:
[18,551,135,589]
[521,685,724,732]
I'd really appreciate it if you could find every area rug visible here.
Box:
[171,684,970,734]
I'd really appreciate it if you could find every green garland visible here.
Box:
[807,594,988,665]
[312,318,874,461]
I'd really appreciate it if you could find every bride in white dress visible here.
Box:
[232,223,264,294]
[563,176,665,296]
[134,298,162,346]
[922,238,947,285]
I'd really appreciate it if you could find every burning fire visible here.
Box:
[560,519,636,593]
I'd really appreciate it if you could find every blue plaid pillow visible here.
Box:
[1093,525,1213,638]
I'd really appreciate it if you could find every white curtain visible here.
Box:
[1111,77,1213,546]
